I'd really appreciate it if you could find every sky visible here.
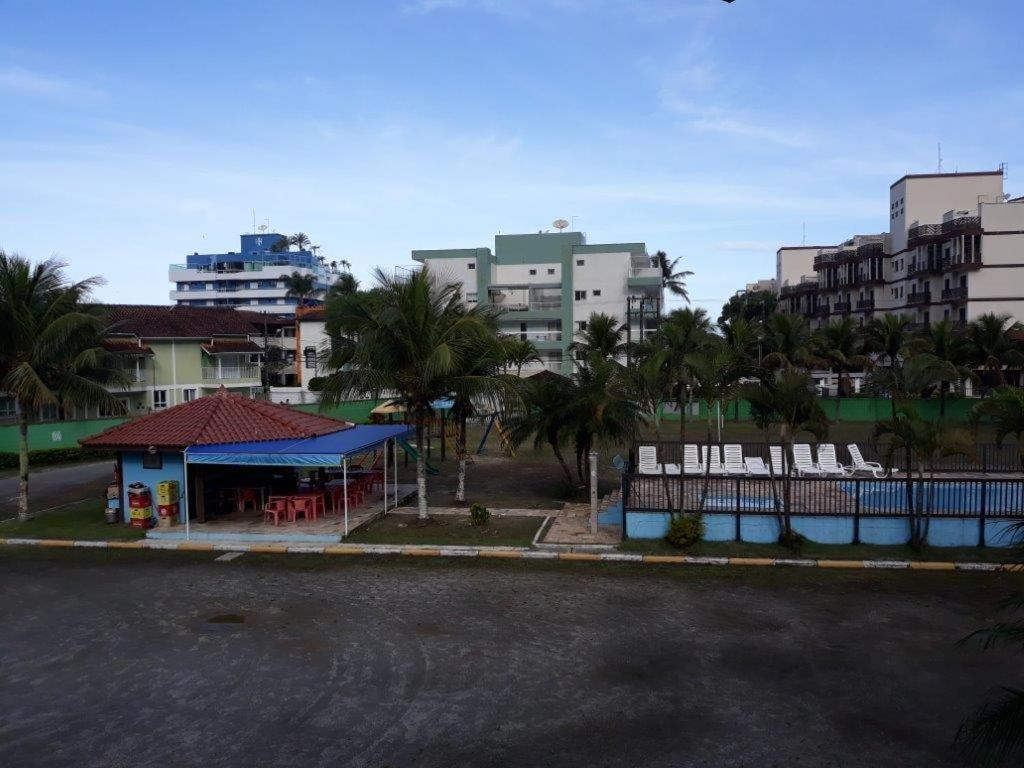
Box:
[1,0,1022,319]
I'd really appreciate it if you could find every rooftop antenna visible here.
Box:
[1000,162,1009,180]
[937,142,943,173]
[553,218,569,231]
[802,221,806,246]
[252,209,257,233]
[257,224,268,233]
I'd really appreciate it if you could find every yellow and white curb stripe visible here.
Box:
[0,536,1015,572]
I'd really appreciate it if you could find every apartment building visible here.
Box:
[411,231,663,375]
[169,232,333,314]
[777,169,1024,328]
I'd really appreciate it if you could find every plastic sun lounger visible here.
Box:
[744,457,771,477]
[815,444,851,476]
[847,443,895,477]
[682,444,704,476]
[792,444,825,476]
[769,446,787,476]
[702,446,727,476]
[722,444,747,475]
[637,446,662,475]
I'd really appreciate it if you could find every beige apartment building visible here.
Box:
[777,169,1024,328]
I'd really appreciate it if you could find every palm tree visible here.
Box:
[741,370,829,538]
[973,387,1024,472]
[874,406,974,550]
[625,342,672,438]
[284,271,318,306]
[569,312,625,362]
[270,237,290,253]
[684,346,741,511]
[916,318,974,416]
[762,313,818,372]
[962,313,1024,389]
[319,265,506,519]
[655,307,713,444]
[812,317,870,420]
[719,316,763,420]
[501,337,541,376]
[289,232,311,251]
[327,272,360,300]
[655,250,693,302]
[507,373,578,486]
[863,313,913,367]
[868,352,963,422]
[0,253,129,520]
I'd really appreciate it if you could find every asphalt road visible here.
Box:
[0,460,113,517]
[0,552,1018,767]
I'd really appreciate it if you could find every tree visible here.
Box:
[654,307,713,444]
[284,271,319,306]
[684,346,741,511]
[507,373,578,486]
[718,290,777,326]
[719,316,763,420]
[327,272,359,300]
[762,313,818,372]
[319,265,507,519]
[915,318,974,416]
[874,406,973,550]
[655,251,693,302]
[501,337,541,376]
[570,312,625,362]
[867,352,963,421]
[624,343,672,438]
[270,237,290,253]
[289,232,311,251]
[741,370,829,538]
[0,253,129,520]
[962,313,1024,389]
[973,387,1024,471]
[813,317,870,417]
[863,313,913,367]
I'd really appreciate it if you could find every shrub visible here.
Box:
[666,513,704,548]
[307,377,326,392]
[469,502,491,527]
[778,528,806,552]
[0,447,115,469]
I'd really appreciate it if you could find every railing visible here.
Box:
[833,301,851,313]
[907,223,942,243]
[941,255,983,271]
[513,331,563,342]
[908,260,941,277]
[941,215,981,234]
[856,297,875,310]
[906,290,931,305]
[857,242,884,258]
[202,365,260,381]
[836,247,858,262]
[629,265,661,279]
[854,272,883,286]
[813,305,831,318]
[517,360,566,374]
[941,286,968,302]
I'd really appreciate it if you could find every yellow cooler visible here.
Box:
[156,480,180,506]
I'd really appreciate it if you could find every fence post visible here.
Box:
[853,478,861,545]
[621,473,630,541]
[735,476,741,542]
[979,481,987,548]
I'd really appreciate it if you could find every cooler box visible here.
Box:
[156,480,180,506]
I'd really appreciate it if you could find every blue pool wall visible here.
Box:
[625,511,1019,548]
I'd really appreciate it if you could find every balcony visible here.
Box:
[856,297,875,311]
[940,286,968,302]
[941,215,981,235]
[813,305,831,319]
[906,290,932,306]
[833,301,851,314]
[941,255,983,272]
[856,241,884,258]
[853,272,883,286]
[509,331,563,343]
[780,278,819,297]
[906,223,943,247]
[813,252,837,269]
[908,260,942,277]
[202,364,260,381]
[907,216,981,247]
[836,246,858,263]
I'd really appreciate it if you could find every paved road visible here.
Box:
[0,460,113,517]
[0,552,1018,767]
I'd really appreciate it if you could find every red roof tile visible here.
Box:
[200,340,263,354]
[82,388,351,449]
[103,305,260,338]
[102,339,154,356]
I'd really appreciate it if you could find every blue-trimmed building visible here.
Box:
[169,233,333,315]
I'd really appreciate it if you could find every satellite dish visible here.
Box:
[257,224,268,233]
[553,219,569,231]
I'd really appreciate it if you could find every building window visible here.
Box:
[529,269,536,276]
[547,268,555,275]
[304,346,317,369]
[153,390,168,410]
[0,397,15,419]
[183,388,197,403]
[574,290,587,301]
[577,321,588,331]
[467,263,475,270]
[576,259,584,267]
[142,452,163,470]
[592,289,601,297]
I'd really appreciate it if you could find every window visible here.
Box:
[467,262,475,270]
[576,259,584,267]
[40,403,60,421]
[0,397,15,419]
[547,268,555,275]
[574,290,587,301]
[153,390,168,410]
[183,389,197,403]
[577,321,588,331]
[142,452,163,470]
[529,269,536,276]
[592,289,601,297]
[304,346,317,369]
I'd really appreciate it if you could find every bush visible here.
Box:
[0,447,115,469]
[778,528,806,552]
[307,377,326,392]
[666,513,704,548]
[469,502,491,527]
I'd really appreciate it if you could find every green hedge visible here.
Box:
[0,446,116,470]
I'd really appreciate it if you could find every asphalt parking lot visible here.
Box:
[1,550,1019,767]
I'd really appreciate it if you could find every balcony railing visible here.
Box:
[832,301,851,313]
[907,223,943,244]
[941,215,981,234]
[856,242,884,258]
[856,297,875,311]
[906,290,932,306]
[940,286,968,302]
[813,305,831,318]
[202,365,260,381]
[510,331,563,342]
[836,247,858,263]
[908,260,941,277]
[941,255,983,272]
[853,272,883,286]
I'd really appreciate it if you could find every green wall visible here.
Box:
[0,418,127,453]
[662,397,982,423]
[293,399,385,424]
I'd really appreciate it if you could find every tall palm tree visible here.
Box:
[962,313,1024,388]
[655,307,712,444]
[863,313,913,367]
[0,253,129,520]
[501,337,541,376]
[762,313,818,372]
[655,250,693,303]
[506,373,578,486]
[327,272,360,300]
[319,265,506,519]
[868,352,963,421]
[916,318,974,416]
[569,312,625,362]
[684,345,741,511]
[284,271,319,306]
[719,316,763,420]
[289,232,311,251]
[973,387,1024,471]
[625,342,672,438]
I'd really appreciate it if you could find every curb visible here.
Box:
[0,537,1014,572]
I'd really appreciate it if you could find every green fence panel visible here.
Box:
[292,400,385,424]
[660,397,980,424]
[0,418,127,453]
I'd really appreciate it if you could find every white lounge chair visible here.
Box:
[816,444,851,476]
[792,444,825,476]
[723,444,747,475]
[682,444,704,476]
[637,445,661,475]
[847,444,894,478]
[744,457,771,477]
[702,445,727,476]
[663,463,682,476]
[769,446,788,476]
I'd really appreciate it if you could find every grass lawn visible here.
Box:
[347,513,545,547]
[619,537,1018,563]
[0,500,146,541]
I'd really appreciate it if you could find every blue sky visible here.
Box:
[1,0,1022,318]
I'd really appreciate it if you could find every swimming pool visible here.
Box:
[844,481,1024,514]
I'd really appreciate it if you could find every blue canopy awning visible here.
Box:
[185,424,412,467]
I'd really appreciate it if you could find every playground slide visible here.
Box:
[397,439,440,475]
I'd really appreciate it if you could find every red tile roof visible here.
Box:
[82,388,351,449]
[200,340,263,354]
[104,305,259,338]
[102,339,154,356]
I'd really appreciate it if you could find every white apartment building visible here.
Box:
[778,169,1024,328]
[412,231,663,375]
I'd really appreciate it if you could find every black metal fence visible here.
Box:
[631,440,1024,475]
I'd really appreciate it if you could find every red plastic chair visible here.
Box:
[263,498,288,526]
[289,496,315,523]
[237,488,261,514]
